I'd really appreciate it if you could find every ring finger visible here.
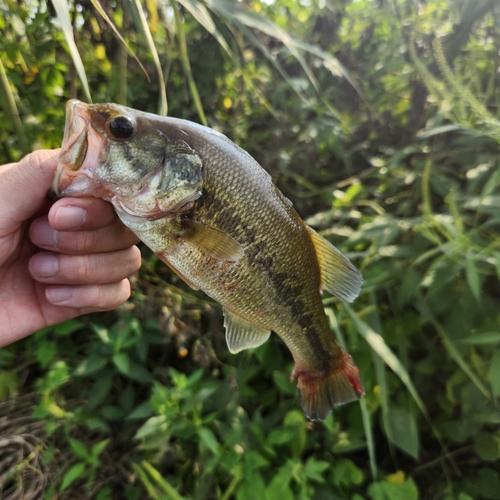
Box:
[29,246,142,285]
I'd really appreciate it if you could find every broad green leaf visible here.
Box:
[69,438,89,460]
[60,462,86,491]
[50,0,91,102]
[54,319,83,335]
[74,353,108,376]
[474,432,500,461]
[135,415,168,440]
[332,459,364,487]
[35,340,57,369]
[198,428,219,455]
[385,405,419,459]
[86,371,113,410]
[112,352,131,374]
[368,478,419,500]
[101,405,125,420]
[91,439,110,458]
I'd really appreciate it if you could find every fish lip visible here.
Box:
[51,100,96,199]
[114,190,202,220]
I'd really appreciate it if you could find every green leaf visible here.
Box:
[86,371,113,410]
[135,416,168,440]
[385,405,419,459]
[60,462,86,491]
[69,438,89,460]
[125,360,153,383]
[303,457,329,483]
[127,400,154,420]
[458,332,500,344]
[368,478,419,500]
[490,349,500,398]
[112,352,131,374]
[332,459,364,487]
[466,254,481,302]
[198,428,219,455]
[101,405,125,420]
[474,432,500,461]
[74,353,108,376]
[54,319,83,335]
[35,340,57,368]
[91,439,110,458]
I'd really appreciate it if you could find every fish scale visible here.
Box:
[52,100,365,421]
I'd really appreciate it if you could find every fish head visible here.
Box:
[52,100,203,219]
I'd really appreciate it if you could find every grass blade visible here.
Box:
[416,298,492,401]
[344,303,456,467]
[206,0,361,96]
[127,0,167,116]
[89,0,150,82]
[177,0,234,59]
[359,398,377,481]
[51,0,92,103]
[171,0,207,126]
[0,58,29,155]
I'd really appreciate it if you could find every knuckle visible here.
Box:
[75,230,98,253]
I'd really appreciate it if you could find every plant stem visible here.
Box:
[0,58,29,155]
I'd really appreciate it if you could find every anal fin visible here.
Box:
[306,226,362,302]
[223,309,271,354]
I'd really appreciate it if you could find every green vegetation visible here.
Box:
[1,0,500,498]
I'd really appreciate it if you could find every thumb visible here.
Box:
[0,150,60,234]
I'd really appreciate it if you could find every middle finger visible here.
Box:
[30,216,140,254]
[29,246,142,285]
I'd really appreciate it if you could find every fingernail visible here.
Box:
[30,253,58,279]
[30,219,58,249]
[46,286,73,304]
[55,206,86,230]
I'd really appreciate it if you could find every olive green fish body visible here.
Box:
[53,100,364,420]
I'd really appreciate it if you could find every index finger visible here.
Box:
[48,197,119,231]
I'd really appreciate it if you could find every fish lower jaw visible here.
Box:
[111,192,201,220]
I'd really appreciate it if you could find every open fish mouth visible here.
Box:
[50,100,94,199]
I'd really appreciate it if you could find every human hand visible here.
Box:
[0,150,141,347]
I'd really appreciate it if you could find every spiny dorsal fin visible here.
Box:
[306,226,362,302]
[223,309,271,354]
[183,220,245,262]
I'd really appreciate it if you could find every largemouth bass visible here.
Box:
[52,100,364,421]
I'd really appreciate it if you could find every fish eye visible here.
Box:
[108,116,135,139]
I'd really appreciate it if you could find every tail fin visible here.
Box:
[292,352,364,421]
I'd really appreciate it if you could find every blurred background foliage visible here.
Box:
[1,0,500,498]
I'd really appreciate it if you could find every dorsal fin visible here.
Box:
[223,309,271,354]
[182,220,245,262]
[306,226,362,302]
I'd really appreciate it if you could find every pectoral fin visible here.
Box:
[306,226,362,302]
[223,309,271,354]
[183,220,245,262]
